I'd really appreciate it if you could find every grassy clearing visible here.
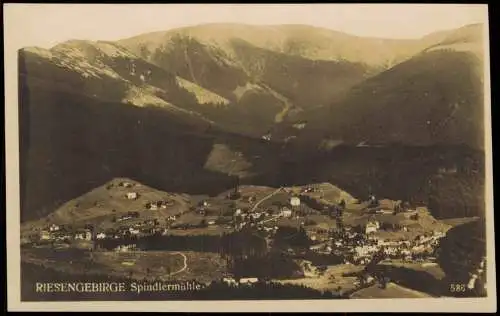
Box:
[378,260,446,280]
[276,264,364,295]
[21,247,228,284]
[21,177,192,232]
[441,217,480,227]
[350,282,432,298]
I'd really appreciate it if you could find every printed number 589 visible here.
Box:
[450,284,467,292]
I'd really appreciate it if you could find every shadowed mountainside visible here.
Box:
[298,50,484,149]
[19,79,288,221]
[18,23,487,222]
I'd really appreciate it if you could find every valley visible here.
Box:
[21,177,484,299]
[17,21,489,301]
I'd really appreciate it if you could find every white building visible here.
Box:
[146,202,159,210]
[467,274,478,290]
[365,221,379,234]
[280,207,293,218]
[84,231,92,240]
[433,230,445,238]
[49,224,60,232]
[222,277,238,286]
[355,245,378,257]
[40,230,51,240]
[239,277,259,285]
[290,197,301,207]
[129,227,140,235]
[126,192,138,200]
[412,245,426,253]
[74,230,92,241]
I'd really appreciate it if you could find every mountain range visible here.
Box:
[18,23,487,221]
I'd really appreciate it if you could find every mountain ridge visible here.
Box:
[19,22,487,222]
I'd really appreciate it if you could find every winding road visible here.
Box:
[168,251,188,276]
[249,187,284,213]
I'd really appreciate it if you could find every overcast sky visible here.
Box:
[5,4,488,50]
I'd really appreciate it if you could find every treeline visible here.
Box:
[95,229,268,258]
[194,281,344,300]
[229,253,303,279]
[96,226,312,257]
[272,226,311,251]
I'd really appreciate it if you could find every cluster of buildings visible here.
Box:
[221,276,259,287]
[145,200,173,210]
[231,196,302,231]
[36,221,169,243]
[38,224,93,242]
[35,187,181,243]
[114,244,138,252]
[305,223,446,265]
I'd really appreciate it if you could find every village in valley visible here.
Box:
[20,177,481,297]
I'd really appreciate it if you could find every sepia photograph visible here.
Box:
[4,3,495,312]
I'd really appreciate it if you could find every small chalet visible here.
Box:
[365,221,380,234]
[74,230,92,241]
[39,230,52,240]
[128,227,140,235]
[126,192,138,200]
[222,277,238,286]
[239,277,259,285]
[49,224,60,232]
[280,207,293,218]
